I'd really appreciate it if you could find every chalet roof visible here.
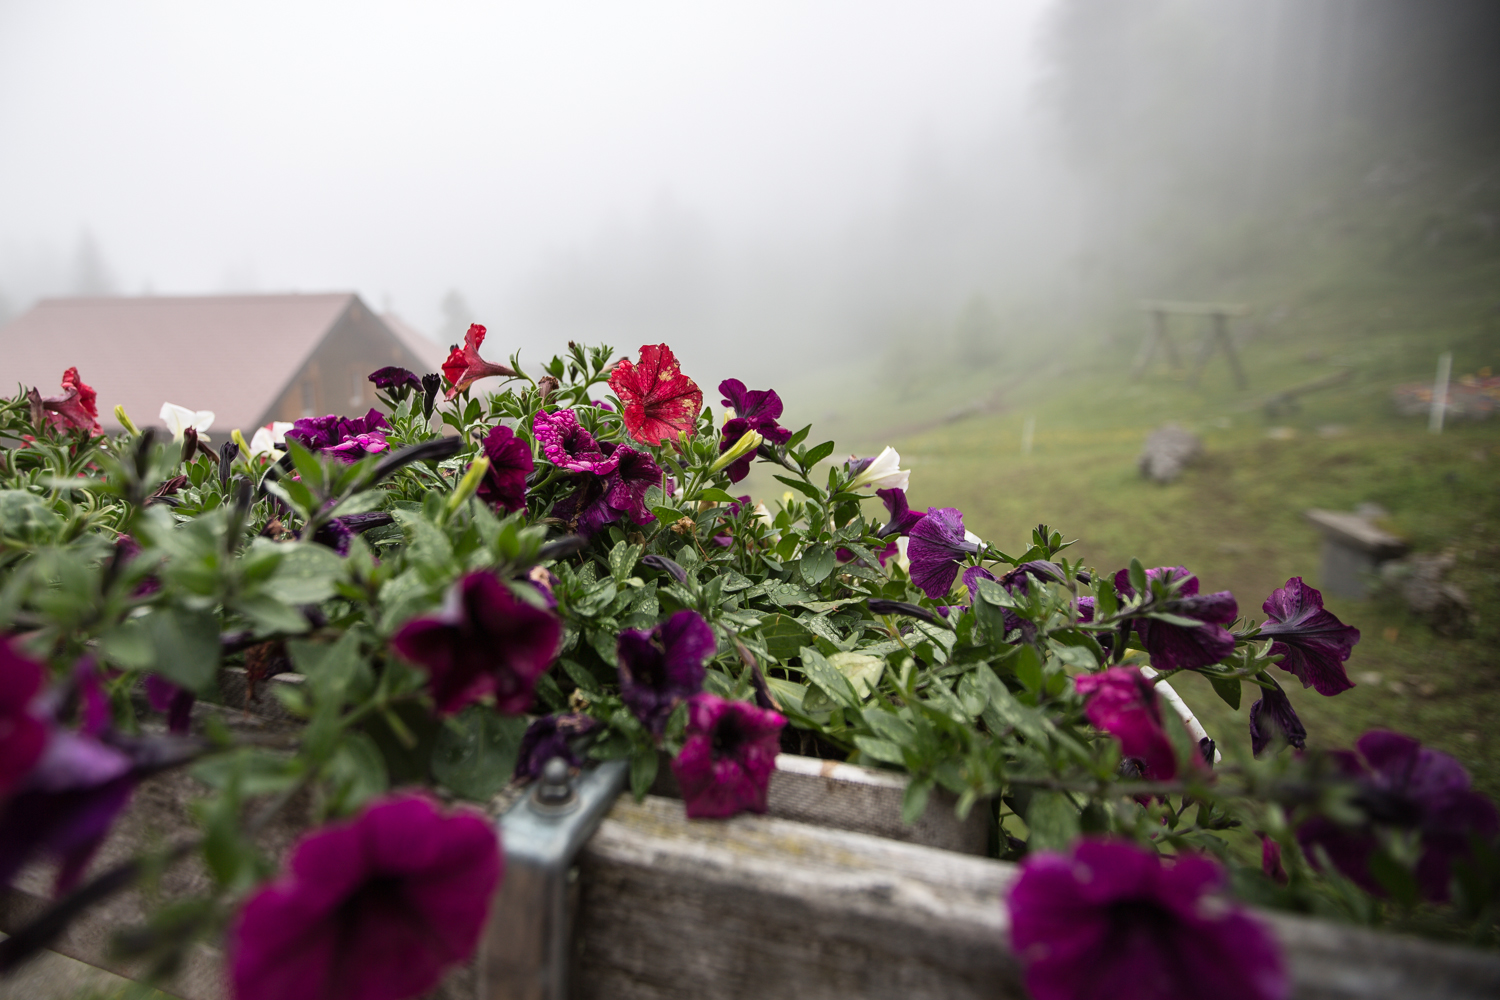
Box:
[0,293,442,434]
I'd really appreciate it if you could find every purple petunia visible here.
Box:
[716,379,792,483]
[285,409,391,463]
[531,408,619,475]
[475,424,534,514]
[1006,839,1289,1000]
[670,693,786,820]
[1248,679,1306,757]
[513,713,604,781]
[311,511,395,557]
[390,571,562,715]
[144,674,196,735]
[1114,566,1238,671]
[1257,577,1359,696]
[963,566,1035,643]
[0,639,48,798]
[906,507,982,600]
[1296,731,1499,902]
[1075,667,1180,782]
[875,488,926,539]
[367,366,422,394]
[229,792,501,1000]
[617,610,715,737]
[551,445,662,537]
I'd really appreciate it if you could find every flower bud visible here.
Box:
[709,428,763,475]
[445,455,491,516]
[114,405,141,436]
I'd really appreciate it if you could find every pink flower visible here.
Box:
[670,694,784,819]
[1007,839,1288,1000]
[609,344,703,445]
[531,408,619,475]
[1074,667,1179,781]
[442,324,518,399]
[474,424,533,513]
[391,571,562,715]
[228,793,501,1000]
[0,639,48,798]
[27,366,102,434]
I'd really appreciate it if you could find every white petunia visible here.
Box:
[847,445,910,492]
[248,421,294,459]
[160,402,215,443]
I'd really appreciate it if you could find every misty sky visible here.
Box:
[0,1,1054,368]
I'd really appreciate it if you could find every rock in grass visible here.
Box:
[1138,423,1203,483]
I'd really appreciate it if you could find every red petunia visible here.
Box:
[442,324,519,400]
[608,344,703,445]
[27,367,102,434]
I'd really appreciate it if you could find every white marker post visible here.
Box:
[1429,351,1453,434]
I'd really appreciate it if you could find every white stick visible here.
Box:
[1429,350,1452,434]
[1140,665,1222,764]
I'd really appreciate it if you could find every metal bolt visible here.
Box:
[532,756,577,813]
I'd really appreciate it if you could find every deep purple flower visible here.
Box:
[0,639,48,798]
[285,409,391,463]
[963,566,1036,643]
[670,694,785,820]
[367,366,421,394]
[391,571,562,715]
[420,373,442,419]
[617,610,715,737]
[1248,680,1306,757]
[551,445,662,536]
[513,713,604,781]
[311,512,395,556]
[475,425,534,514]
[229,792,501,1000]
[1260,833,1289,885]
[1075,667,1179,781]
[1257,577,1359,696]
[875,488,926,539]
[716,379,792,483]
[531,408,619,475]
[1006,839,1289,1000]
[1297,731,1499,902]
[1113,566,1238,671]
[906,507,982,599]
[1000,560,1067,593]
[145,674,196,735]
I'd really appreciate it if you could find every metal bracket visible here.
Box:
[476,758,629,1000]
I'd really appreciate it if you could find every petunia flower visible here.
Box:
[29,367,103,434]
[550,445,662,537]
[442,323,519,399]
[248,421,295,459]
[963,566,1037,643]
[609,343,704,445]
[617,610,715,737]
[1257,577,1360,696]
[845,446,910,492]
[1248,678,1306,757]
[906,507,982,599]
[716,379,792,482]
[875,487,926,538]
[1006,839,1289,1000]
[420,373,442,419]
[159,402,215,443]
[1296,730,1499,902]
[531,408,619,475]
[311,512,395,556]
[390,571,562,715]
[367,366,422,395]
[513,713,604,781]
[144,674,196,735]
[0,639,49,798]
[228,792,501,1000]
[285,410,391,463]
[474,425,534,513]
[1074,666,1179,781]
[670,693,786,820]
[1114,566,1238,671]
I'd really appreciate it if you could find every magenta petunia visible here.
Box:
[0,639,48,798]
[391,571,562,715]
[617,610,715,737]
[670,694,785,819]
[228,793,501,1000]
[906,507,982,599]
[1006,839,1289,1000]
[716,379,791,482]
[1074,667,1179,782]
[285,410,391,463]
[475,424,534,514]
[610,344,703,446]
[1257,577,1359,696]
[1114,566,1238,671]
[513,713,604,781]
[531,408,619,475]
[1296,730,1499,902]
[551,445,662,537]
[144,674,196,735]
[1248,679,1306,757]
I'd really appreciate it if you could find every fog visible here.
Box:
[3,1,1497,384]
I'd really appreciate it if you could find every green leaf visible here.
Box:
[799,544,836,586]
[630,747,659,801]
[325,732,389,815]
[799,646,859,708]
[0,490,63,544]
[1208,674,1242,710]
[97,619,155,670]
[773,475,822,500]
[1145,612,1210,628]
[1026,791,1080,851]
[802,441,835,466]
[785,424,812,449]
[262,541,347,604]
[608,541,642,583]
[695,487,741,504]
[192,749,303,797]
[233,594,311,636]
[288,631,365,701]
[1015,644,1044,693]
[430,707,527,801]
[1127,558,1148,597]
[901,775,933,825]
[141,607,221,693]
[756,614,813,660]
[853,736,906,765]
[975,577,1020,608]
[826,651,884,698]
